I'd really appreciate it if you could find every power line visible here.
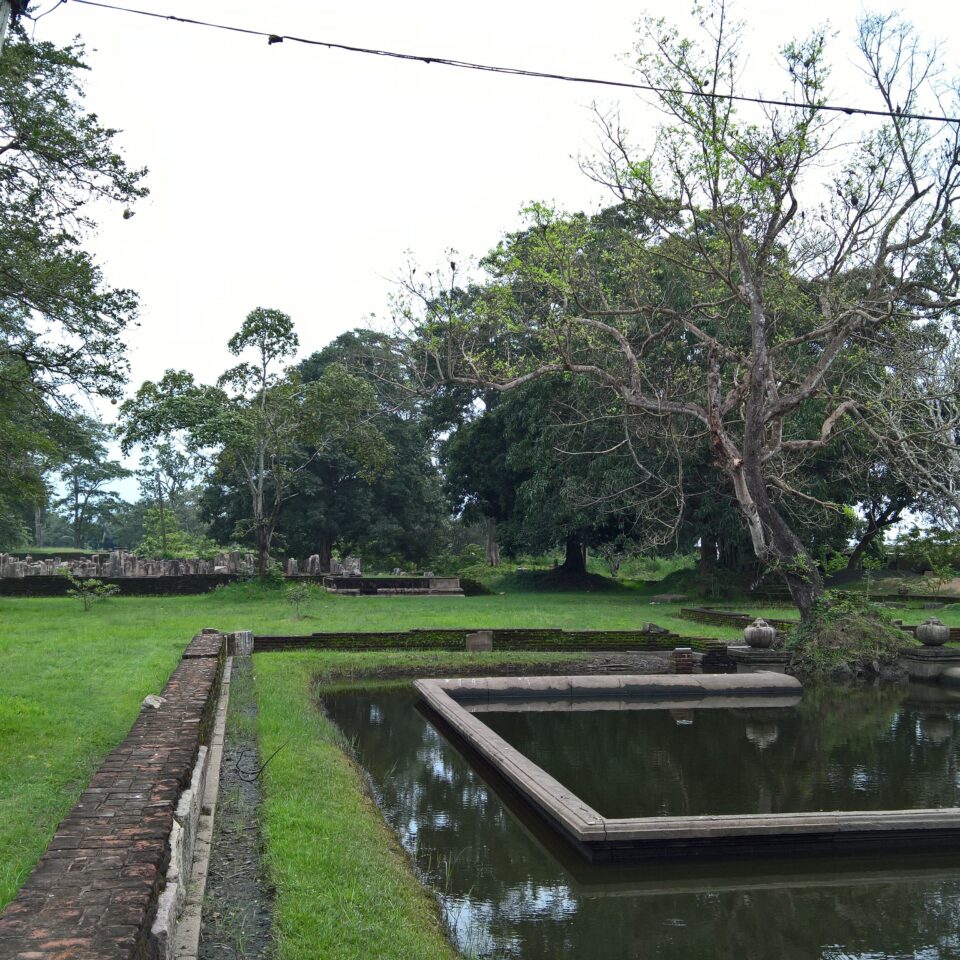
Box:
[63,0,960,125]
[31,1,67,22]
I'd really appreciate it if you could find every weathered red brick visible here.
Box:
[0,634,225,960]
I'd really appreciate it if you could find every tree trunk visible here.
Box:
[724,273,825,621]
[485,517,501,566]
[156,472,168,556]
[699,535,717,572]
[846,500,904,571]
[317,536,333,574]
[558,535,587,575]
[256,526,271,577]
[34,506,45,548]
[846,527,881,572]
[743,463,823,620]
[72,479,82,549]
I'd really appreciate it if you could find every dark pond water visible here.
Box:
[479,693,960,817]
[324,683,960,960]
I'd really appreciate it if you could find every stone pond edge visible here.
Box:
[415,673,960,860]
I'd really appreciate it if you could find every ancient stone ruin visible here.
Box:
[0,550,256,579]
[284,555,362,577]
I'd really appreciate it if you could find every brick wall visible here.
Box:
[0,576,238,598]
[0,633,225,959]
[679,607,796,632]
[253,628,728,654]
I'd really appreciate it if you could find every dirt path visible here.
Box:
[199,657,273,960]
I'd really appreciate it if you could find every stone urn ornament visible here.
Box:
[916,617,950,647]
[744,618,777,649]
[745,721,779,750]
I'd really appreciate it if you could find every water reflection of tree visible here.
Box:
[325,688,960,960]
[480,686,959,817]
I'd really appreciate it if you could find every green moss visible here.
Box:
[785,592,913,678]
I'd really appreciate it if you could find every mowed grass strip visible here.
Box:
[2,581,947,910]
[0,610,187,908]
[254,650,581,960]
[0,583,726,911]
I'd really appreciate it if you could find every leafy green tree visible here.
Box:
[898,528,960,594]
[134,506,219,560]
[133,439,203,555]
[441,396,517,566]
[442,375,683,577]
[402,8,960,618]
[121,310,389,575]
[0,31,145,398]
[225,329,447,571]
[55,418,129,549]
[0,30,145,543]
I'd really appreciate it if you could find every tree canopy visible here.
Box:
[0,30,145,546]
[120,309,390,574]
[399,5,960,616]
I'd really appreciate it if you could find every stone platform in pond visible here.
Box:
[321,575,463,596]
[901,646,960,683]
[415,673,960,862]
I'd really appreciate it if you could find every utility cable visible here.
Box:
[61,0,960,125]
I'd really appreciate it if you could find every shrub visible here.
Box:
[286,582,315,619]
[785,591,912,678]
[459,578,493,596]
[65,575,120,612]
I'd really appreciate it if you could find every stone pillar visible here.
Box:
[229,630,254,656]
[671,647,694,675]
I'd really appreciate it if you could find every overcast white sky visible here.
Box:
[27,0,960,484]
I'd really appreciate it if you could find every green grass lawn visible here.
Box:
[1,579,955,913]
[255,650,581,960]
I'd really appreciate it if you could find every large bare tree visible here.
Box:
[401,6,960,618]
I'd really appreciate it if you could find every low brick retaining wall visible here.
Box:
[0,632,226,959]
[679,607,797,632]
[254,627,728,654]
[0,575,238,597]
[680,606,960,644]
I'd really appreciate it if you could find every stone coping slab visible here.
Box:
[422,673,800,701]
[465,693,802,713]
[415,673,960,861]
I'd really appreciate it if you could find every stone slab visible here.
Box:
[901,648,960,680]
[415,672,960,861]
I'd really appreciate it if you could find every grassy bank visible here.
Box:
[0,579,789,644]
[0,622,186,907]
[0,584,703,912]
[1,580,952,911]
[254,650,581,960]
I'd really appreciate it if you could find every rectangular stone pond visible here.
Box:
[323,679,960,960]
[415,673,960,861]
